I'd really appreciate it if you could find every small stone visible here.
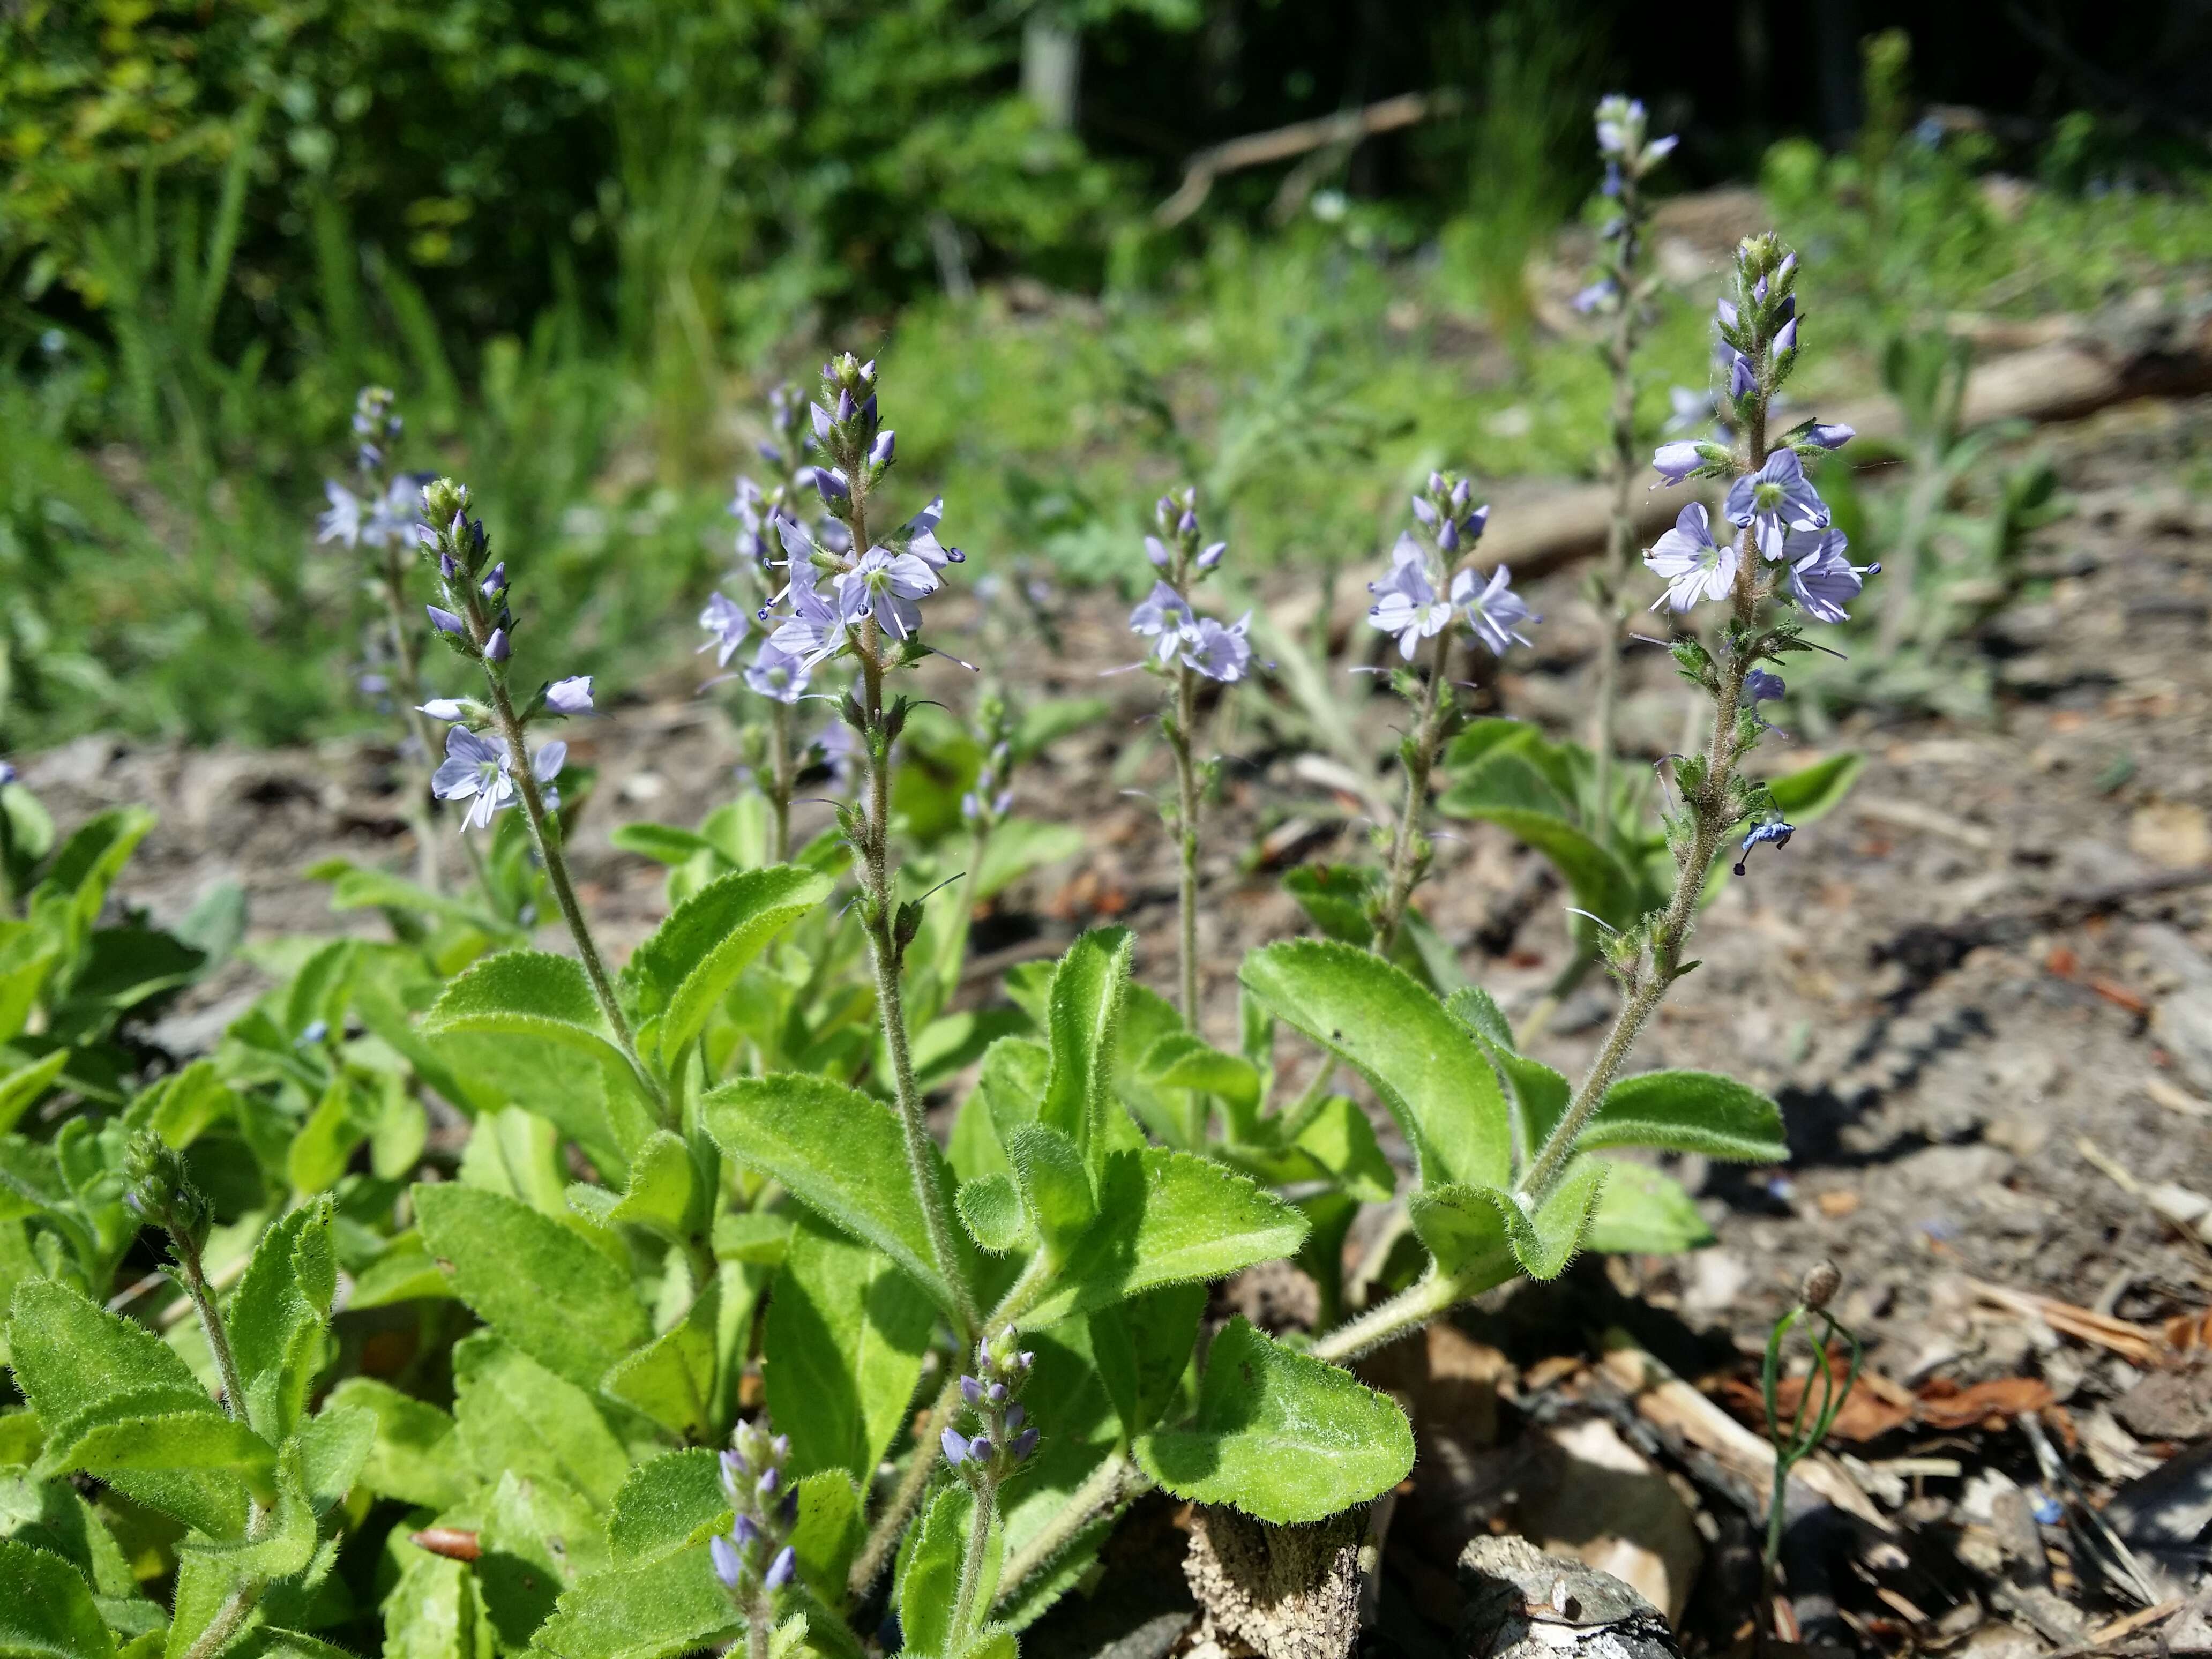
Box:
[1458,1534,1683,1659]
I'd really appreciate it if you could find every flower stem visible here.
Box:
[1170,660,1202,1026]
[480,670,664,1116]
[179,1576,265,1659]
[172,1226,249,1422]
[1588,167,1649,830]
[949,1473,999,1641]
[767,697,795,864]
[746,1595,772,1659]
[379,543,445,894]
[1374,627,1453,956]
[848,1370,963,1602]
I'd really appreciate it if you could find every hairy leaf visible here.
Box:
[227,1199,338,1443]
[1040,928,1132,1165]
[602,1277,721,1439]
[530,1546,738,1659]
[322,1379,467,1509]
[0,1535,116,1659]
[608,1449,727,1567]
[1239,941,1509,1189]
[955,1175,1027,1254]
[620,866,831,1066]
[1135,1318,1412,1524]
[1410,1156,1608,1281]
[413,1183,648,1391]
[419,950,632,1077]
[449,1335,630,1512]
[1580,1071,1788,1162]
[1585,1162,1715,1254]
[1003,1124,1094,1261]
[703,1074,974,1326]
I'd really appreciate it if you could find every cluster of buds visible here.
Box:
[753,357,966,670]
[123,1131,212,1254]
[1573,96,1678,316]
[317,387,425,552]
[709,1417,798,1603]
[1127,489,1251,684]
[1645,240,1877,632]
[1366,472,1535,661]
[960,694,1017,833]
[942,1328,1041,1482]
[410,479,583,833]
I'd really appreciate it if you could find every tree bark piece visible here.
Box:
[1183,1505,1365,1659]
[1458,1533,1684,1659]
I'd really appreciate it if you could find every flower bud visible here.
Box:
[1800,1260,1841,1311]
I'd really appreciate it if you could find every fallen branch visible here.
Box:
[1155,93,1446,228]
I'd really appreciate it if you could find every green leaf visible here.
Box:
[1040,928,1132,1165]
[572,1131,700,1242]
[1134,1317,1412,1524]
[226,1199,338,1443]
[1088,1282,1205,1444]
[321,1379,467,1509]
[972,820,1085,903]
[1442,985,1514,1052]
[283,1081,369,1198]
[319,864,521,942]
[602,1277,721,1440]
[702,1075,974,1327]
[1139,1033,1262,1138]
[1239,941,1510,1190]
[345,1234,456,1311]
[1581,1071,1788,1162]
[607,824,718,867]
[530,1546,738,1659]
[380,1553,496,1659]
[1410,1156,1608,1281]
[0,1054,69,1138]
[45,1414,274,1496]
[449,1334,631,1512]
[35,809,155,962]
[975,1038,1048,1146]
[620,866,831,1065]
[413,1183,648,1391]
[1291,1098,1395,1205]
[954,1176,1027,1254]
[764,1216,932,1487]
[1764,752,1863,821]
[292,1402,374,1512]
[789,1471,864,1607]
[1025,1148,1307,1326]
[608,1450,727,1567]
[1281,865,1375,947]
[1438,755,1652,931]
[0,1535,116,1659]
[1003,1125,1094,1262]
[419,951,633,1079]
[1585,1163,1715,1255]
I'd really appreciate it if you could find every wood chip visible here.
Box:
[2144,1075,2212,1117]
[1967,1279,2163,1366]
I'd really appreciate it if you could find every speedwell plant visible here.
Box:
[2,164,1859,1659]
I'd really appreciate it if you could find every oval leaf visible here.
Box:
[621,865,831,1064]
[1135,1318,1411,1524]
[1582,1070,1788,1162]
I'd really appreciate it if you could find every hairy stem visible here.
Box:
[380,544,445,893]
[949,1474,999,1641]
[1170,660,1202,1026]
[1309,1262,1489,1366]
[179,1576,265,1659]
[849,1370,963,1601]
[1588,175,1648,827]
[480,671,663,1114]
[993,1452,1138,1613]
[768,697,795,864]
[1374,627,1453,955]
[746,1594,772,1659]
[173,1229,249,1422]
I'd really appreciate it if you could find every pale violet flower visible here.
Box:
[318,475,427,550]
[416,698,469,722]
[1129,581,1197,663]
[317,481,365,548]
[1664,386,1713,437]
[1452,565,1538,654]
[1724,448,1829,561]
[897,497,963,571]
[545,676,593,715]
[1645,502,1739,611]
[768,563,853,667]
[1782,528,1878,624]
[432,728,565,833]
[1733,817,1795,876]
[838,547,939,640]
[1180,613,1253,683]
[1366,534,1452,659]
[699,592,752,666]
[744,639,811,704]
[1651,441,1706,485]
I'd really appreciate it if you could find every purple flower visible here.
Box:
[718,1449,746,1501]
[1716,298,1738,330]
[744,639,811,704]
[941,1428,972,1466]
[432,728,564,833]
[868,430,894,468]
[960,1376,984,1407]
[484,627,511,663]
[1651,442,1705,485]
[1774,318,1799,355]
[699,592,752,667]
[898,497,963,570]
[1724,449,1829,561]
[1571,279,1618,315]
[1197,541,1227,571]
[1180,613,1253,683]
[838,547,940,640]
[1733,817,1795,876]
[545,676,593,715]
[1011,1426,1040,1461]
[1366,534,1451,659]
[1664,386,1712,437]
[764,1546,795,1591]
[1744,668,1786,704]
[0,762,16,787]
[1802,422,1855,452]
[1452,565,1539,654]
[317,481,364,548]
[1145,535,1171,569]
[708,1534,743,1589]
[1783,528,1878,624]
[426,606,465,637]
[1595,98,1642,156]
[1646,133,1678,161]
[1728,353,1756,399]
[1004,1403,1026,1433]
[768,564,852,666]
[813,467,849,504]
[416,698,468,722]
[1645,502,1739,612]
[1129,580,1196,662]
